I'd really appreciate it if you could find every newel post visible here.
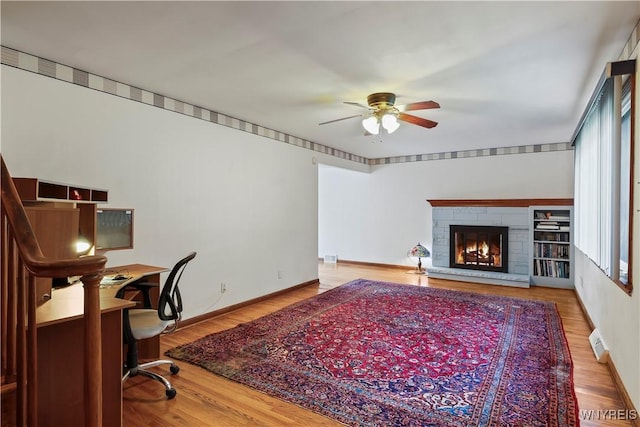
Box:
[82,273,103,427]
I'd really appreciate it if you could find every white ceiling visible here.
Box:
[2,1,639,159]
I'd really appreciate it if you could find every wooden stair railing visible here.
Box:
[1,155,108,427]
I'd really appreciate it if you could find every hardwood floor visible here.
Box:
[122,262,633,426]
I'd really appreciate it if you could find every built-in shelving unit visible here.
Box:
[13,177,108,202]
[12,177,108,302]
[529,206,573,288]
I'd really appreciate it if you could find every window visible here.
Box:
[619,78,632,284]
[574,62,634,295]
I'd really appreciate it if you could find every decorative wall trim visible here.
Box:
[617,18,640,61]
[369,142,573,165]
[0,46,367,165]
[427,198,574,207]
[1,45,574,167]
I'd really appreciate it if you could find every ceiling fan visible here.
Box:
[319,92,440,135]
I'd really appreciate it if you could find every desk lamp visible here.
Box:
[408,242,430,274]
[75,237,92,254]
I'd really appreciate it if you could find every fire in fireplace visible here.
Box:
[450,225,508,272]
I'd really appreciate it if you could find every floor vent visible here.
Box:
[324,254,338,263]
[589,329,609,363]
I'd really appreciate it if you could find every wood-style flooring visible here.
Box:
[122,262,633,426]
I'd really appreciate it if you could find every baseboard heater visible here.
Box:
[589,329,609,363]
[324,254,338,263]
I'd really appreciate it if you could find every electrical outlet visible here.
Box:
[220,283,227,293]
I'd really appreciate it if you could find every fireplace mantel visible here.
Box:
[427,198,573,208]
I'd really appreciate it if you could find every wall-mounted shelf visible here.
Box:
[427,198,574,208]
[13,177,108,203]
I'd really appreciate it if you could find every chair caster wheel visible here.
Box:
[170,365,180,375]
[166,388,177,399]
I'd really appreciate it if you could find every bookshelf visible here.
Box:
[529,206,573,288]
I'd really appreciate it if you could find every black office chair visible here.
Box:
[121,251,196,399]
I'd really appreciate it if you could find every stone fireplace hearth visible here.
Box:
[426,200,531,287]
[426,199,573,288]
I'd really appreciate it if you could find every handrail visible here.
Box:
[1,159,107,277]
[1,155,108,427]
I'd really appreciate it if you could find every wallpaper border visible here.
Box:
[1,45,574,166]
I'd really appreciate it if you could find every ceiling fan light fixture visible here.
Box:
[362,115,380,135]
[321,92,439,135]
[381,113,400,134]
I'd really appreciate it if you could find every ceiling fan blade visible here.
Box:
[318,114,362,125]
[343,101,371,109]
[398,113,438,129]
[399,100,440,112]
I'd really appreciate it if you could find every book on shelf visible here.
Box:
[534,259,570,279]
[535,231,570,242]
[548,215,570,221]
[534,242,570,259]
[536,224,559,230]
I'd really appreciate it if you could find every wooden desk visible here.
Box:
[35,264,167,427]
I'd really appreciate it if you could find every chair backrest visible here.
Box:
[158,251,197,324]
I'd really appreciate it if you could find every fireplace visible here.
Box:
[450,225,508,272]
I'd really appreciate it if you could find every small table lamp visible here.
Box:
[409,242,430,274]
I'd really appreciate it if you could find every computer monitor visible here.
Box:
[96,208,134,250]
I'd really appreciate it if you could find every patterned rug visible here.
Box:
[166,279,579,426]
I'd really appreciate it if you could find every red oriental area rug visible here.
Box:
[166,279,579,426]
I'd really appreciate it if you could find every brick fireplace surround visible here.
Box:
[426,199,572,288]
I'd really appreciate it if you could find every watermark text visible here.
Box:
[580,409,638,421]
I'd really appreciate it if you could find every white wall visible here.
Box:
[574,250,639,408]
[319,150,574,267]
[1,65,347,321]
